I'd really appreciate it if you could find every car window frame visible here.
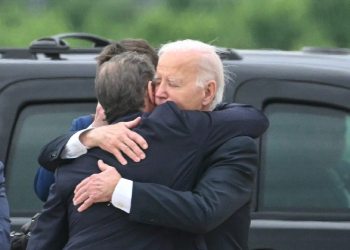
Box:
[235,78,350,221]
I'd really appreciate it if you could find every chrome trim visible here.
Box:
[251,219,350,230]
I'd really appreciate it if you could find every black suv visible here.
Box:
[1,34,349,250]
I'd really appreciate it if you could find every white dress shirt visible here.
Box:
[60,128,133,213]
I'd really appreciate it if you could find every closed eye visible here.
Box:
[168,79,181,87]
[153,77,161,86]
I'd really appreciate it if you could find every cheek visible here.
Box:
[173,92,191,106]
[164,88,179,98]
[188,88,204,100]
[154,86,160,94]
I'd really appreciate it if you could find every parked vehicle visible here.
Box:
[1,34,349,250]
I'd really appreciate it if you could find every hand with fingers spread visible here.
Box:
[80,117,148,165]
[73,160,121,212]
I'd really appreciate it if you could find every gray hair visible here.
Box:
[158,40,224,109]
[95,51,155,124]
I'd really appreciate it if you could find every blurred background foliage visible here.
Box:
[0,0,349,50]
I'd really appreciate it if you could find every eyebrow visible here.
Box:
[154,75,181,85]
[154,75,175,82]
[168,78,177,83]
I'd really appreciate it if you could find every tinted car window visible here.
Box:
[261,103,350,211]
[6,103,96,216]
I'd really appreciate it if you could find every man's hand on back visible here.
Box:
[80,117,148,165]
[73,160,121,212]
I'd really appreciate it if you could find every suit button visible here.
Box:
[50,151,58,158]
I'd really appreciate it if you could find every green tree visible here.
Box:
[310,0,350,47]
[0,2,71,47]
[1,0,349,50]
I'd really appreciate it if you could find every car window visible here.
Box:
[261,103,350,211]
[6,103,96,216]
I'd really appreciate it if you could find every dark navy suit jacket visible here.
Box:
[131,136,258,250]
[0,161,10,250]
[29,102,268,250]
[34,115,93,202]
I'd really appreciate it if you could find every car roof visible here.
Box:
[224,49,350,89]
[1,33,350,91]
[237,49,350,68]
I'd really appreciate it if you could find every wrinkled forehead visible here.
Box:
[156,51,201,80]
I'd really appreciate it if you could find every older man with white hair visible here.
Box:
[154,39,225,111]
[38,39,269,250]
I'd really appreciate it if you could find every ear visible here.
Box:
[202,80,217,108]
[147,81,155,104]
[143,81,156,113]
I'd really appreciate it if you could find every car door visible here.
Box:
[0,74,97,231]
[235,78,350,250]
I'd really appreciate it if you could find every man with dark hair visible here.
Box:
[96,53,155,123]
[0,161,10,250]
[29,50,268,249]
[96,39,158,68]
[34,40,158,202]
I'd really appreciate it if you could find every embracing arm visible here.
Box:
[129,136,258,234]
[72,102,266,215]
[209,103,269,140]
[149,102,269,141]
[38,117,146,173]
[38,132,77,172]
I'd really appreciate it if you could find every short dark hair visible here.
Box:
[95,39,158,68]
[95,42,126,67]
[95,51,155,124]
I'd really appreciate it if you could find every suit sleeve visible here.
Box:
[34,167,55,202]
[149,102,268,151]
[37,131,76,172]
[27,174,69,250]
[204,103,268,148]
[0,163,10,250]
[129,136,258,234]
[213,103,269,139]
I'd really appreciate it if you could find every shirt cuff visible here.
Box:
[60,127,93,159]
[111,178,133,213]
